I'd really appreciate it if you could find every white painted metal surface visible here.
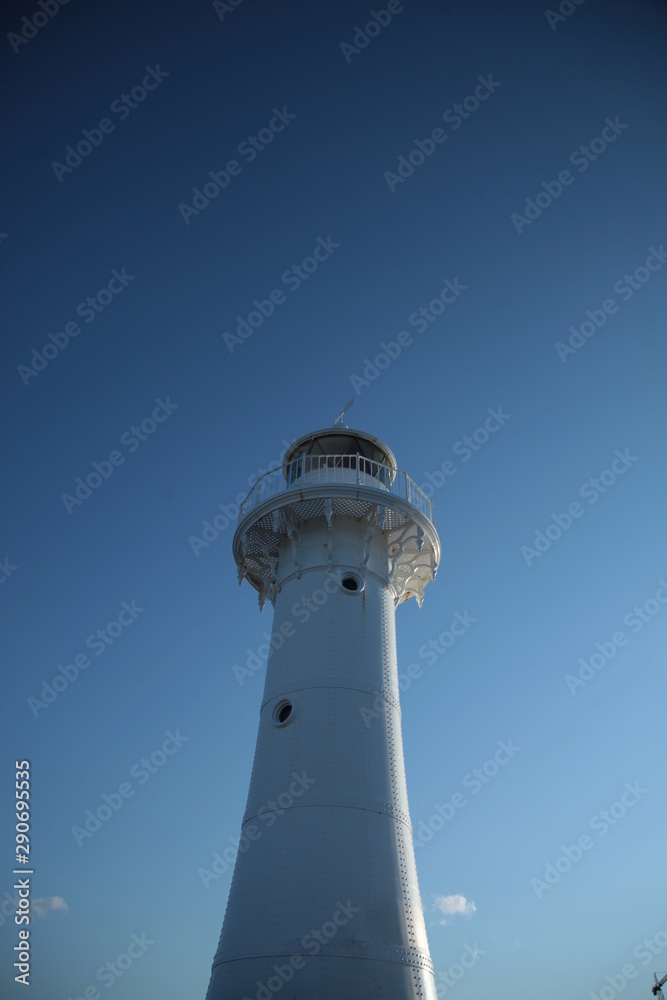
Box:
[205,428,440,999]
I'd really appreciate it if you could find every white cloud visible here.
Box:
[33,896,68,919]
[434,893,476,925]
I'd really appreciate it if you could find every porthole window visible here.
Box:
[338,571,364,594]
[273,700,293,726]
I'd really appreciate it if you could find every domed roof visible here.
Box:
[283,427,397,478]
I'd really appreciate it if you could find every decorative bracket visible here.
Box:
[414,575,424,609]
[237,534,248,585]
[387,524,411,590]
[286,520,301,578]
[324,498,333,570]
[360,507,377,569]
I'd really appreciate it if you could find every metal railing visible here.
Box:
[238,453,433,523]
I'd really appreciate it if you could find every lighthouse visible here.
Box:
[205,424,441,999]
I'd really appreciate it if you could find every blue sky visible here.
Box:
[2,0,667,997]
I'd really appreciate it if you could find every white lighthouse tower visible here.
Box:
[205,423,441,999]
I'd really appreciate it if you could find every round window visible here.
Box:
[273,700,293,726]
[339,572,364,594]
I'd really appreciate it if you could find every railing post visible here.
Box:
[237,459,433,530]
